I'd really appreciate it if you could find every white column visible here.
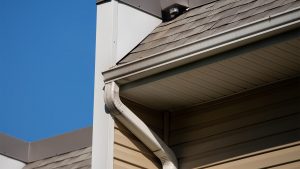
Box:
[92,1,118,169]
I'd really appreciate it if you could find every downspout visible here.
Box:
[104,81,178,169]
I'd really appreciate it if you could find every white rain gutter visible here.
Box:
[104,82,178,169]
[103,7,300,85]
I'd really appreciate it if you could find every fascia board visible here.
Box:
[97,0,162,18]
[120,0,162,18]
[161,0,189,9]
[0,133,29,162]
[96,0,190,18]
[102,7,300,85]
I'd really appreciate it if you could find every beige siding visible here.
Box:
[204,142,300,169]
[122,98,164,137]
[114,121,161,169]
[170,78,300,169]
[114,99,163,169]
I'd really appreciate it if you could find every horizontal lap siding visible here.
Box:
[121,98,164,137]
[169,78,300,169]
[114,99,163,169]
[204,142,300,169]
[114,122,161,169]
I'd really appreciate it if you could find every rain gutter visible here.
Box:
[104,82,178,169]
[102,7,300,85]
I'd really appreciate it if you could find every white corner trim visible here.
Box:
[103,7,300,84]
[104,82,178,169]
[92,1,118,169]
[0,155,25,169]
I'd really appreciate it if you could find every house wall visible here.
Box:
[114,121,161,169]
[114,98,163,169]
[121,98,164,138]
[169,78,300,168]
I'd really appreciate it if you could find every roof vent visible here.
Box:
[162,3,188,22]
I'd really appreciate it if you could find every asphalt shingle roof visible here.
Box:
[23,147,91,169]
[119,0,300,64]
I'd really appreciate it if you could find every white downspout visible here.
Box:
[104,81,178,169]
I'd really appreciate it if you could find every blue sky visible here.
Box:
[0,0,96,141]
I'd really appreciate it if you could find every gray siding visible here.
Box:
[169,78,300,168]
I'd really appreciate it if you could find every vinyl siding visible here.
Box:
[122,98,164,137]
[204,142,300,169]
[114,99,163,169]
[169,78,300,169]
[114,122,161,169]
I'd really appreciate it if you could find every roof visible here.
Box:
[23,147,92,169]
[0,127,92,163]
[119,0,300,64]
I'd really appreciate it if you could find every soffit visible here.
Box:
[120,32,300,111]
[119,0,300,64]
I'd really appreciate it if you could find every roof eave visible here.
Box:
[0,127,92,163]
[102,7,300,85]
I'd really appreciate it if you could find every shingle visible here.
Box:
[133,33,180,53]
[164,23,192,37]
[188,15,215,29]
[212,0,237,10]
[153,17,190,33]
[188,10,212,23]
[232,0,257,8]
[142,30,168,44]
[210,7,239,22]
[212,15,236,29]
[236,2,256,14]
[23,147,92,169]
[209,2,234,16]
[186,3,215,17]
[164,38,189,51]
[269,1,297,15]
[119,0,300,64]
[172,21,217,44]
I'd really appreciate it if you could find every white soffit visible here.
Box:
[116,3,161,62]
[0,155,25,169]
[120,33,300,110]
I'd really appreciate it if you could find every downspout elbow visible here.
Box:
[104,82,178,169]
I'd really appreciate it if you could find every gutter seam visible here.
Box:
[104,82,178,169]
